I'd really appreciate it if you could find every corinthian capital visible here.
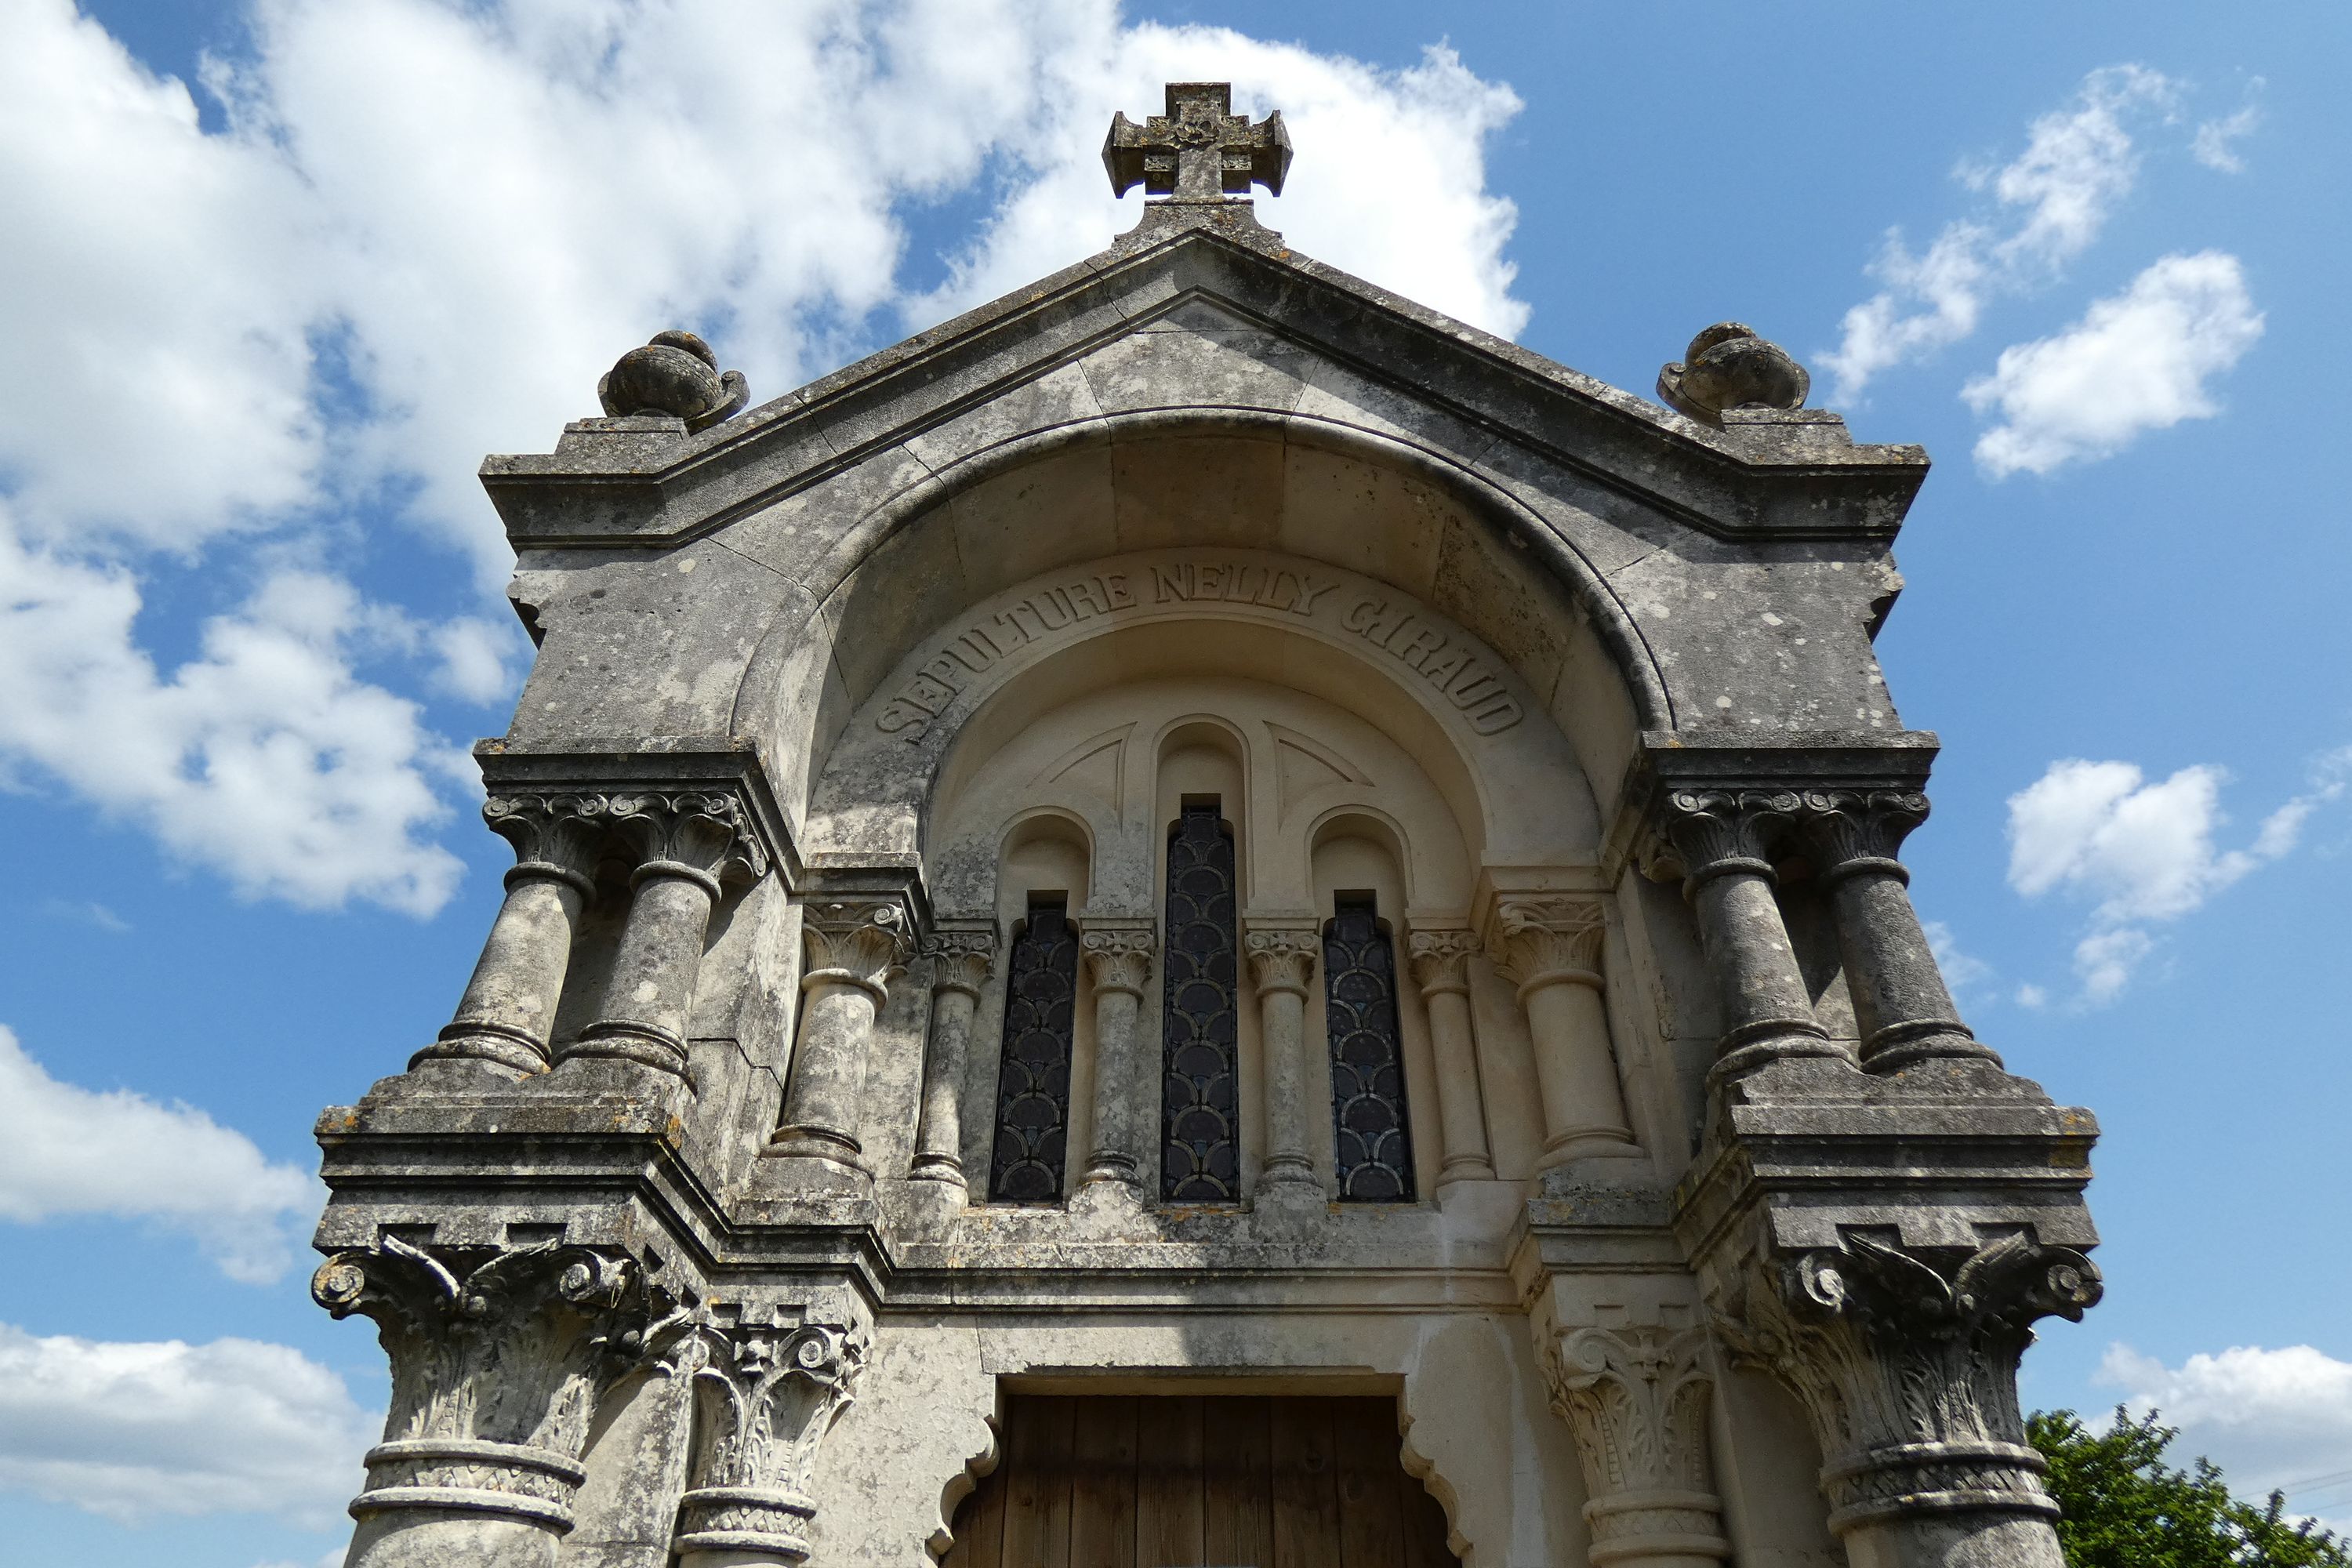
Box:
[1715,1232,2102,1541]
[482,793,610,891]
[1243,927,1319,995]
[1483,897,1606,990]
[924,927,997,997]
[611,791,769,890]
[1080,920,1155,997]
[311,1237,646,1536]
[1541,1323,1726,1563]
[800,901,913,1001]
[673,1304,873,1564]
[1653,788,1799,884]
[1795,789,1931,879]
[1406,927,1479,996]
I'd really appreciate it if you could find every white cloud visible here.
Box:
[2007,752,2348,1003]
[0,510,467,915]
[2101,1342,2352,1526]
[1966,250,2263,476]
[0,1025,321,1283]
[0,0,1526,910]
[2192,84,2264,174]
[1922,919,1995,1003]
[0,1322,375,1529]
[1823,65,2177,399]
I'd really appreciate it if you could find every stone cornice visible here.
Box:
[472,735,800,890]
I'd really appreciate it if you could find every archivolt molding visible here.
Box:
[726,407,1675,759]
[804,546,1586,866]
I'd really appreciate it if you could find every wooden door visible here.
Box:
[943,1395,1457,1568]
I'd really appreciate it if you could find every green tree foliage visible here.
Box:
[2031,1407,2350,1568]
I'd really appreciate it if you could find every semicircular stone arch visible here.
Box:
[805,547,1599,905]
[729,416,1661,836]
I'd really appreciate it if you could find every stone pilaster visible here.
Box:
[1711,1232,2101,1568]
[1539,1321,1730,1568]
[312,1238,645,1568]
[1243,923,1322,1190]
[1403,927,1495,1183]
[1795,789,2002,1073]
[1078,919,1156,1189]
[562,792,768,1083]
[910,924,996,1186]
[1654,789,1848,1086]
[413,793,608,1080]
[671,1301,873,1568]
[1483,897,1644,1169]
[768,900,913,1171]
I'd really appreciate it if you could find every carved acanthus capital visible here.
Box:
[1080,921,1156,998]
[1484,898,1607,993]
[799,901,913,1003]
[311,1237,649,1534]
[1652,789,1801,886]
[674,1304,873,1564]
[483,793,610,895]
[924,927,998,998]
[1541,1323,1727,1563]
[1243,927,1319,996]
[1713,1232,2102,1541]
[611,790,768,893]
[1794,789,1931,882]
[1406,927,1479,996]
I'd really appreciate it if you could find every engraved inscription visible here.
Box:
[875,555,1524,741]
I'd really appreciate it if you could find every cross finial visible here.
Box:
[1103,82,1291,205]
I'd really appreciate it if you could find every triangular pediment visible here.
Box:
[482,219,1926,551]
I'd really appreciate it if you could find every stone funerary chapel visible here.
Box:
[310,84,2104,1568]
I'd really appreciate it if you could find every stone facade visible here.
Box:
[311,82,2100,1568]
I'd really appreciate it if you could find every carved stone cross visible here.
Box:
[1103,82,1291,203]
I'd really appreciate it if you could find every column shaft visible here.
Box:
[1079,924,1153,1189]
[567,866,716,1077]
[912,987,979,1182]
[1407,929,1494,1184]
[1245,928,1320,1189]
[417,868,590,1077]
[768,901,911,1171]
[1485,899,1643,1169]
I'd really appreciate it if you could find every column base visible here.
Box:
[908,1152,966,1185]
[557,1023,691,1083]
[343,1439,583,1568]
[1863,1019,2007,1073]
[1537,1127,1646,1170]
[410,1025,546,1080]
[1584,1487,1732,1568]
[673,1483,815,1567]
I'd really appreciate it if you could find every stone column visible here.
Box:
[1798,790,2004,1074]
[1715,1234,2102,1568]
[910,926,996,1185]
[672,1305,870,1568]
[1540,1322,1730,1568]
[313,1238,640,1568]
[1244,925,1322,1190]
[1483,898,1644,1169]
[1078,920,1155,1189]
[1404,927,1496,1184]
[1656,789,1846,1084]
[768,901,913,1171]
[412,794,606,1080]
[561,793,767,1083]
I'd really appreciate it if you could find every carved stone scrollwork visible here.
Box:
[312,1237,644,1563]
[1080,924,1155,998]
[673,1307,872,1566]
[1541,1324,1729,1568]
[414,794,612,1079]
[610,791,769,893]
[1715,1233,2102,1558]
[1405,928,1479,996]
[1242,928,1319,995]
[769,901,915,1169]
[1795,789,1930,880]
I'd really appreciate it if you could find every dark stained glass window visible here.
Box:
[1160,803,1240,1202]
[989,898,1079,1204]
[1324,895,1416,1203]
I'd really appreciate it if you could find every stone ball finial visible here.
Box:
[597,329,749,432]
[1657,323,1810,426]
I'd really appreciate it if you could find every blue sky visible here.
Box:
[2,2,2347,1562]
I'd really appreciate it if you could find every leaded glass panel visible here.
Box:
[1160,804,1240,1202]
[1324,895,1416,1203]
[989,899,1078,1204]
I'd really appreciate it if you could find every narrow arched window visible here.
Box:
[1324,894,1415,1202]
[989,897,1078,1203]
[1161,801,1240,1202]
